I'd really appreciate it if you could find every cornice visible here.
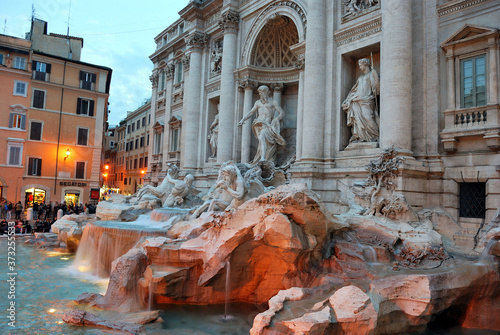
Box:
[334,15,382,47]
[437,0,493,17]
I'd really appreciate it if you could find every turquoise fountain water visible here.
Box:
[0,237,107,334]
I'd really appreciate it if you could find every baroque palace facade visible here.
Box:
[147,0,500,243]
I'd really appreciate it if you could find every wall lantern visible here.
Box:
[64,148,70,160]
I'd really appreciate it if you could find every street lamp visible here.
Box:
[64,148,70,160]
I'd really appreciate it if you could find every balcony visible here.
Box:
[441,104,500,152]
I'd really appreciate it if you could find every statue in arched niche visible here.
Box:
[208,105,219,158]
[238,85,286,164]
[342,58,380,143]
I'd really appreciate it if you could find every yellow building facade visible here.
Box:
[0,34,32,204]
[0,19,112,209]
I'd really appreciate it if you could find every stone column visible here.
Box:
[296,64,305,161]
[271,83,285,106]
[379,0,412,152]
[445,51,456,110]
[147,71,159,175]
[290,42,306,161]
[217,11,239,164]
[239,80,257,163]
[182,33,208,170]
[162,63,175,169]
[301,2,326,161]
[488,36,499,104]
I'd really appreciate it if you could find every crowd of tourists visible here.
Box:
[0,198,97,235]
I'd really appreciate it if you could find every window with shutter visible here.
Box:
[8,146,22,166]
[77,128,89,145]
[75,162,85,179]
[13,56,26,70]
[76,98,95,116]
[28,158,42,176]
[32,61,51,81]
[13,81,28,96]
[80,71,96,90]
[30,122,42,141]
[9,113,25,129]
[32,90,45,108]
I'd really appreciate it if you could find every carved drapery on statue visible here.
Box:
[238,85,286,164]
[342,58,380,143]
[210,39,223,75]
[208,106,219,158]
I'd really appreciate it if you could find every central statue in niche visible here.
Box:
[238,85,286,163]
[342,58,380,143]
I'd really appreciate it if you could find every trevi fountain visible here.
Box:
[4,0,500,334]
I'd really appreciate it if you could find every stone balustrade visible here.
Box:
[441,104,500,151]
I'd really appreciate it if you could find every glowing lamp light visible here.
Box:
[105,165,109,170]
[60,257,69,260]
[141,170,145,175]
[48,308,56,313]
[64,148,70,160]
[103,173,108,178]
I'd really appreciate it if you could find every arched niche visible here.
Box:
[241,1,306,67]
[237,2,306,166]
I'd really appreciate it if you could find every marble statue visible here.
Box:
[342,58,380,143]
[343,0,379,17]
[163,173,199,207]
[136,164,179,201]
[191,161,246,218]
[208,107,219,158]
[238,85,286,163]
[210,42,222,73]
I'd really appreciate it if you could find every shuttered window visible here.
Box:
[32,90,45,108]
[8,146,22,166]
[76,98,95,116]
[14,81,27,96]
[9,113,26,129]
[77,128,89,146]
[30,122,42,141]
[32,61,51,81]
[28,158,42,176]
[13,56,26,70]
[79,71,96,90]
[75,162,85,179]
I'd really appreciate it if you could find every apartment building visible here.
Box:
[114,99,151,195]
[0,18,112,208]
[0,34,32,203]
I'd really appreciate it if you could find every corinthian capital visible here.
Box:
[149,73,159,87]
[219,11,239,34]
[185,32,209,51]
[238,79,258,91]
[166,63,175,80]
